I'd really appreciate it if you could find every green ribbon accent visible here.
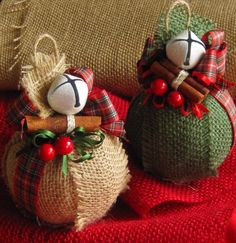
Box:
[70,127,105,162]
[32,129,56,147]
[23,127,105,176]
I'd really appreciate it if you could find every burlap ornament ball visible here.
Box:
[1,32,130,231]
[2,132,130,231]
[125,91,234,182]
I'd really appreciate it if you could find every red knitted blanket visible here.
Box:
[0,91,236,242]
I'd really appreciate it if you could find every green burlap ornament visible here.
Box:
[125,1,234,182]
[126,92,232,182]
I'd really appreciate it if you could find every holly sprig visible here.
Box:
[19,127,105,176]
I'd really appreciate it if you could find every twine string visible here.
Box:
[166,0,191,33]
[171,70,189,90]
[66,115,76,133]
[34,34,60,66]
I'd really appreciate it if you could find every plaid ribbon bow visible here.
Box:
[8,67,125,138]
[192,30,233,89]
[66,68,125,138]
[137,37,157,86]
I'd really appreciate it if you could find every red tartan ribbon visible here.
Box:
[65,67,94,94]
[192,30,232,89]
[14,150,44,215]
[8,92,39,126]
[137,37,157,86]
[66,67,125,138]
[8,67,125,137]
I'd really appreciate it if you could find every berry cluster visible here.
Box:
[150,79,184,108]
[39,136,74,162]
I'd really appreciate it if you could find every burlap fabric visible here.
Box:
[2,132,130,231]
[20,33,67,118]
[0,0,236,96]
[0,0,30,90]
[126,92,233,182]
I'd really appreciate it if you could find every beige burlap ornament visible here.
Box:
[1,31,130,231]
[2,132,130,231]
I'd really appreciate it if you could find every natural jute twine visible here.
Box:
[165,0,191,32]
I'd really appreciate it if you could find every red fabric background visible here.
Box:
[0,91,236,242]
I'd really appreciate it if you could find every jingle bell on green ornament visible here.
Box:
[166,30,206,70]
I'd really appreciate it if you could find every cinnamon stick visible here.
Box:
[150,61,205,103]
[159,58,209,97]
[25,115,102,133]
[178,82,204,104]
[150,61,176,83]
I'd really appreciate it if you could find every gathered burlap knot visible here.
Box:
[20,33,67,118]
[126,93,233,182]
[2,132,130,231]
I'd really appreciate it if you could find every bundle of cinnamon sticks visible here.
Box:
[149,57,209,103]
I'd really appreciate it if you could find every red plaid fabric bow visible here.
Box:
[192,30,232,89]
[65,67,94,94]
[8,67,125,138]
[137,37,157,86]
[82,89,125,138]
[66,68,125,138]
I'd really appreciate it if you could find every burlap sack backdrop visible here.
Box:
[0,0,236,97]
[0,0,30,90]
[2,132,130,230]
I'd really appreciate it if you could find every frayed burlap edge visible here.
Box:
[20,34,67,118]
[0,0,31,90]
[1,0,31,14]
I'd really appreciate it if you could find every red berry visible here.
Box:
[39,144,56,162]
[167,91,184,108]
[151,79,168,96]
[54,136,74,155]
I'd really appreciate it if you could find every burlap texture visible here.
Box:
[1,0,236,96]
[126,93,233,182]
[2,132,130,231]
[0,0,30,90]
[20,33,67,118]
